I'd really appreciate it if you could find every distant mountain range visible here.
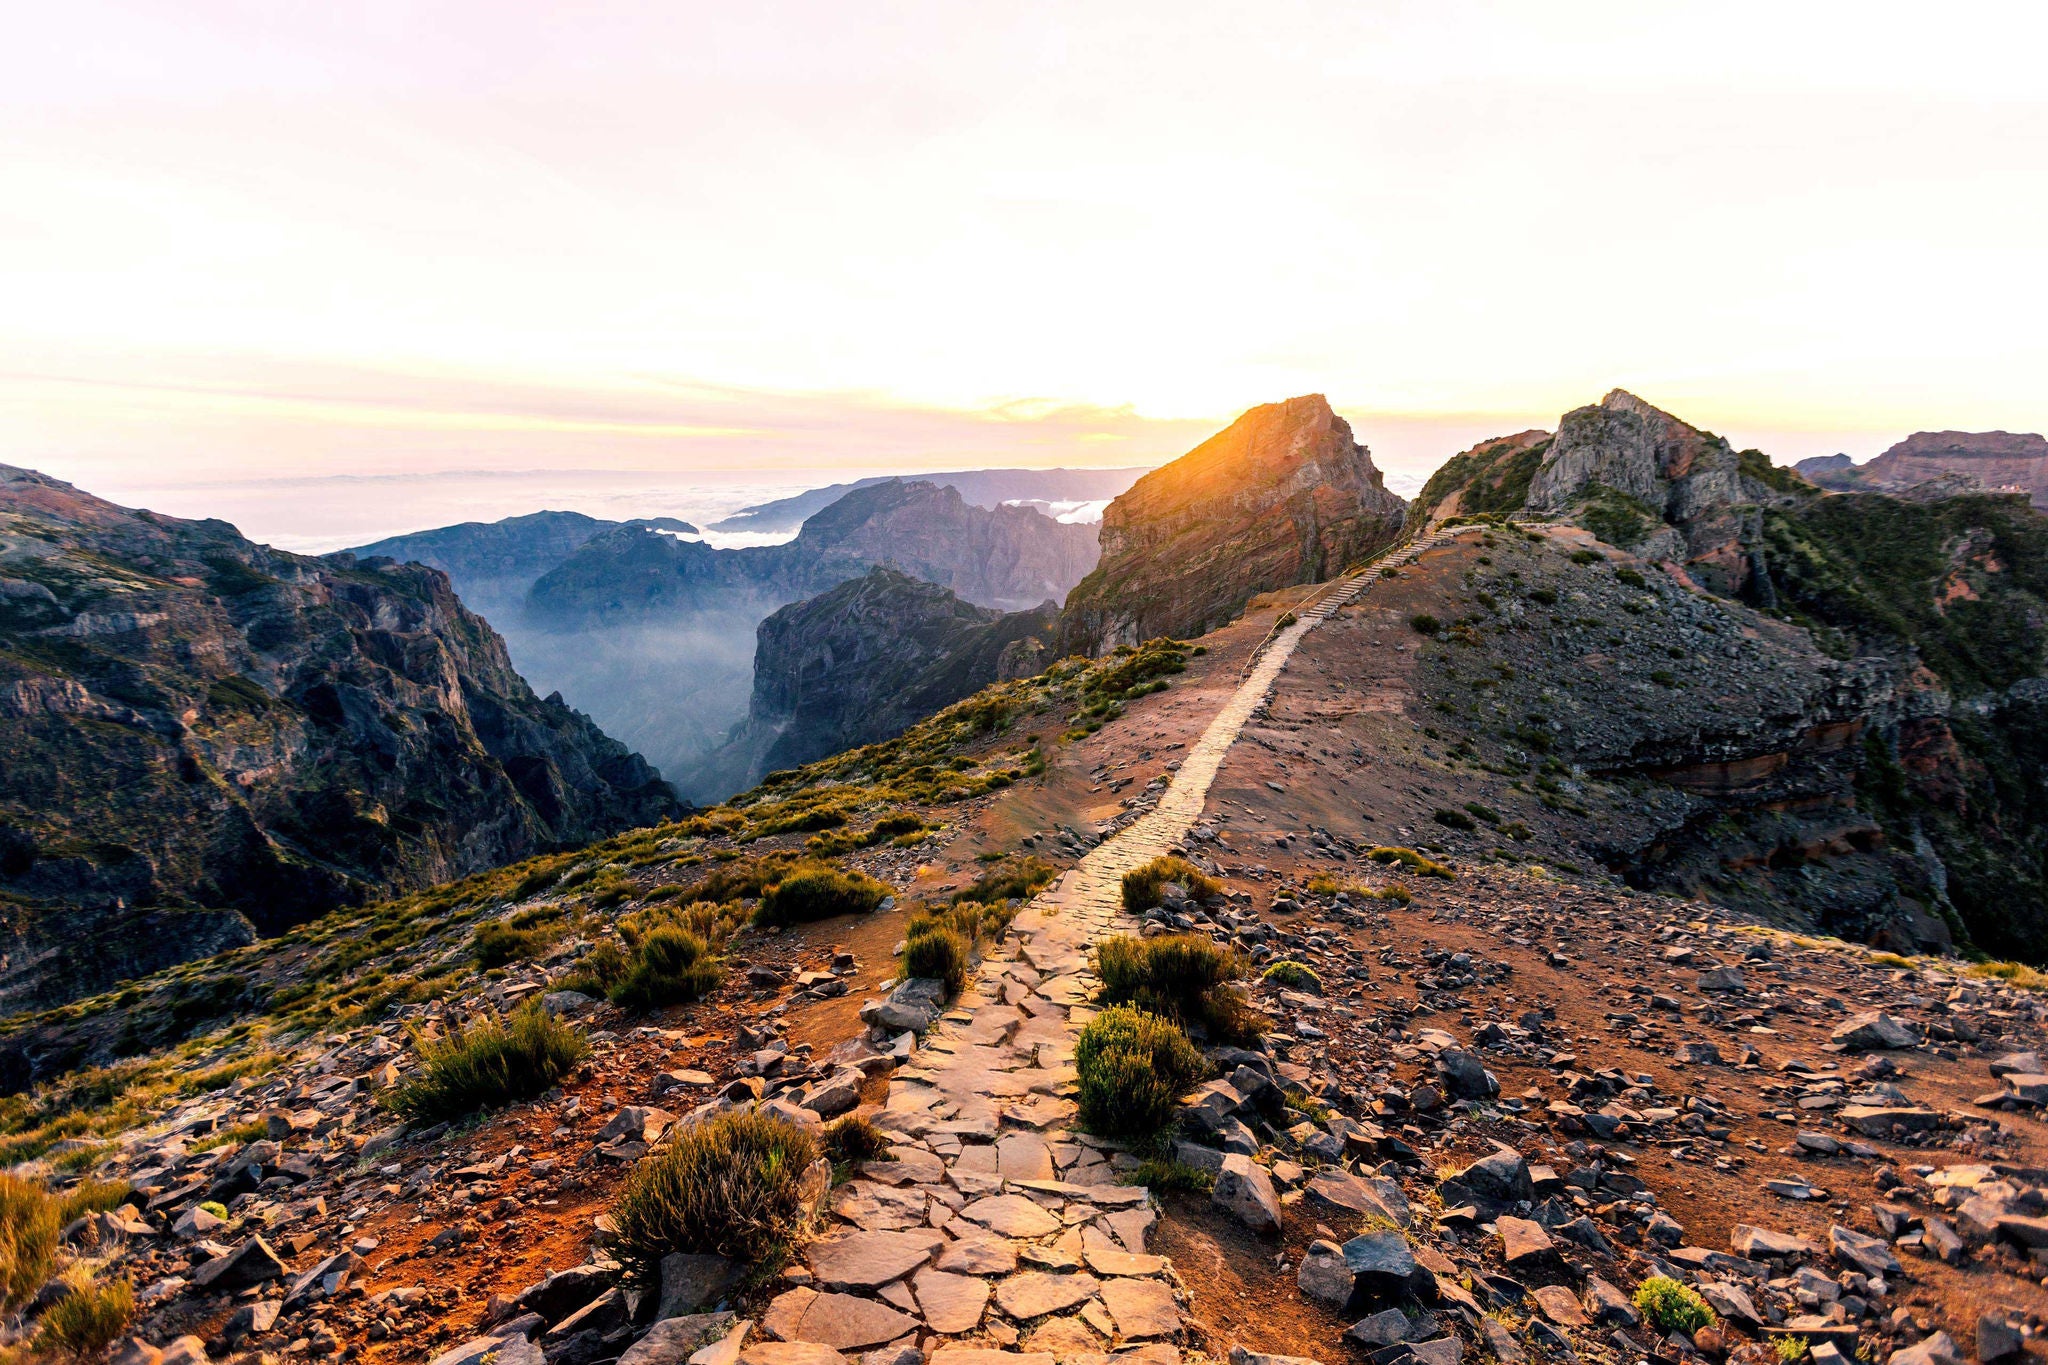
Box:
[708,466,1151,534]
[1796,431,2048,508]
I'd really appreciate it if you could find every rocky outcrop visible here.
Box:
[1061,395,1405,652]
[1797,431,2048,509]
[699,567,1058,791]
[709,466,1148,535]
[0,465,679,1010]
[1523,390,1814,597]
[350,511,698,618]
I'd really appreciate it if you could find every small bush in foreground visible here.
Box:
[611,1111,822,1286]
[384,1003,589,1121]
[610,929,722,1014]
[823,1115,892,1166]
[903,925,970,996]
[754,864,891,926]
[1096,934,1263,1043]
[1366,846,1455,879]
[1120,856,1220,913]
[1633,1275,1714,1334]
[0,1174,60,1312]
[1261,961,1322,993]
[34,1268,133,1357]
[1075,1006,1206,1139]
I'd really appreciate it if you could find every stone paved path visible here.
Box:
[765,533,1455,1364]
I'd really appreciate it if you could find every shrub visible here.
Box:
[555,940,630,997]
[1432,808,1476,831]
[1633,1275,1715,1334]
[610,929,722,1014]
[33,1268,133,1357]
[953,856,1056,906]
[754,864,891,926]
[384,1003,589,1121]
[1261,961,1322,993]
[1095,934,1263,1043]
[472,920,557,969]
[822,1115,892,1166]
[1410,614,1441,635]
[1120,856,1220,913]
[1569,549,1605,565]
[903,925,970,996]
[55,1179,129,1225]
[611,1111,822,1286]
[1775,1339,1810,1364]
[0,1174,59,1311]
[1366,846,1455,879]
[1074,1006,1206,1139]
[1123,1158,1215,1194]
[1276,611,1298,628]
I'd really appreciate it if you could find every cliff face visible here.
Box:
[1061,395,1405,652]
[0,465,680,1010]
[1797,431,2048,509]
[699,567,1058,793]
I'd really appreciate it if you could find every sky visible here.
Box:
[5,1,2048,547]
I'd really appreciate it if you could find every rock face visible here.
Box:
[1523,390,1811,597]
[351,511,699,619]
[1061,395,1405,652]
[699,567,1059,792]
[0,465,679,1009]
[1799,431,2048,509]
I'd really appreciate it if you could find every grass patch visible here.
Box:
[1432,808,1476,831]
[1633,1275,1714,1334]
[953,855,1057,906]
[609,929,722,1014]
[1410,614,1441,636]
[192,1118,269,1154]
[1367,846,1455,879]
[754,864,891,927]
[383,1003,589,1121]
[0,1173,59,1311]
[822,1115,892,1168]
[55,1178,130,1225]
[33,1267,133,1357]
[611,1110,822,1287]
[1261,961,1322,993]
[1096,934,1262,1043]
[1125,1158,1215,1194]
[1968,960,2048,991]
[1120,856,1220,913]
[1074,1006,1206,1140]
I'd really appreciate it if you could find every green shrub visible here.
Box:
[611,1111,822,1285]
[1123,1158,1215,1194]
[33,1267,133,1357]
[902,925,970,996]
[1366,846,1455,879]
[1432,808,1476,831]
[1569,548,1605,565]
[1774,1339,1809,1364]
[609,929,722,1014]
[953,856,1056,906]
[1633,1275,1714,1334]
[1075,1006,1206,1139]
[1410,614,1441,635]
[1120,856,1220,913]
[822,1115,892,1166]
[384,1004,589,1121]
[555,940,630,998]
[0,1174,59,1312]
[754,864,891,926]
[1095,934,1262,1043]
[472,920,558,969]
[1261,961,1322,993]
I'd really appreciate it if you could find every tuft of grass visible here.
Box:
[1074,1006,1206,1140]
[1410,614,1441,636]
[1967,960,2048,991]
[33,1267,133,1358]
[383,1003,589,1121]
[0,1174,60,1312]
[822,1115,892,1167]
[554,940,630,998]
[1120,856,1220,913]
[753,864,891,927]
[1775,1339,1810,1364]
[55,1179,129,1225]
[191,1118,268,1153]
[1367,846,1455,879]
[1261,961,1322,994]
[1124,1158,1215,1194]
[611,1111,822,1287]
[609,928,722,1014]
[953,856,1056,906]
[1432,808,1477,831]
[472,919,560,969]
[1633,1276,1714,1334]
[1095,934,1263,1044]
[902,924,970,996]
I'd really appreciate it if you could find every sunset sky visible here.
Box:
[6,1,2047,544]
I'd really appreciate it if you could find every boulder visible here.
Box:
[1831,1013,1918,1051]
[1434,1048,1497,1099]
[1213,1154,1281,1235]
[618,1315,744,1365]
[190,1236,288,1292]
[658,1254,741,1319]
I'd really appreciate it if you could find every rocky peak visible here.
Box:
[1801,431,2048,509]
[1063,395,1405,651]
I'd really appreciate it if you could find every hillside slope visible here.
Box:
[0,465,679,1009]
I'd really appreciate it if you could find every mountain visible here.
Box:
[708,466,1152,534]
[0,465,680,1010]
[350,510,699,619]
[514,480,1098,799]
[1061,394,1405,651]
[696,566,1059,792]
[1416,391,2048,962]
[1796,431,2048,508]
